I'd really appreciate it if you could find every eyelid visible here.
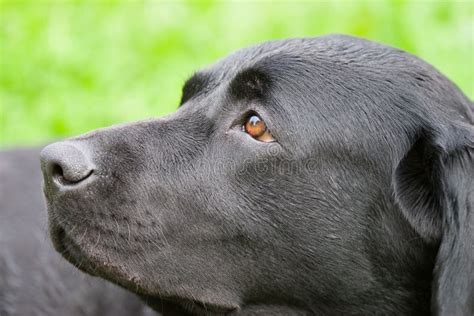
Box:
[242,109,268,126]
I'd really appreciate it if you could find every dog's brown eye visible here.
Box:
[243,115,275,142]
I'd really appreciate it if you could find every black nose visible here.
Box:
[40,142,95,188]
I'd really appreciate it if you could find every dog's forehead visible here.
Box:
[208,38,308,75]
[204,38,311,82]
[180,35,471,163]
[205,35,471,124]
[203,35,392,81]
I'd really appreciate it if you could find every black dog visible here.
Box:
[0,148,156,316]
[40,35,473,315]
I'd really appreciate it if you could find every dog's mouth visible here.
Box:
[51,223,239,315]
[143,295,238,316]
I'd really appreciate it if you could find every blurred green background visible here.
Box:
[1,0,473,148]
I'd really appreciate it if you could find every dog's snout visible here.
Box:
[40,142,94,188]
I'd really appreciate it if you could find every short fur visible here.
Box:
[0,148,155,316]
[41,35,473,315]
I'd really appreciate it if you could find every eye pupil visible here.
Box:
[245,115,266,137]
[242,113,275,143]
[249,115,260,126]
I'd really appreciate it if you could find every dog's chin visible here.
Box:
[49,222,239,316]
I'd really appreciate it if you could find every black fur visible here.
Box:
[40,35,473,315]
[0,148,156,316]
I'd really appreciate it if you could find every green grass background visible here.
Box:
[1,0,473,148]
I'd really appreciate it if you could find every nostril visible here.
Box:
[52,163,64,179]
[50,162,93,186]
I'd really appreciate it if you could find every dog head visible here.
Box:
[41,35,473,315]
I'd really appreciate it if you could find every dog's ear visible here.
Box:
[393,124,473,315]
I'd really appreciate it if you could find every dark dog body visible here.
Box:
[40,35,473,315]
[0,148,155,316]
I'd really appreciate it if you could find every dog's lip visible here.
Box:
[51,223,133,280]
[192,300,238,314]
[144,295,239,316]
[51,223,240,315]
[50,224,99,277]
